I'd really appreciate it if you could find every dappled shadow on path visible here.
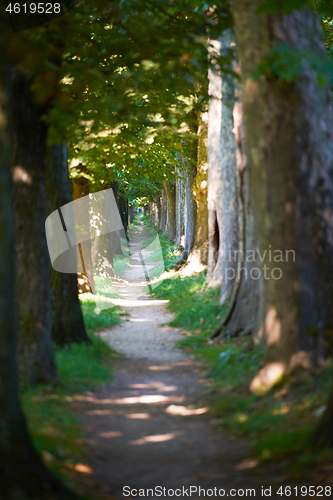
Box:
[71,223,270,499]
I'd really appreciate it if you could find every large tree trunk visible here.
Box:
[46,143,90,346]
[193,111,209,264]
[232,2,333,391]
[207,33,239,300]
[207,43,223,286]
[222,96,263,339]
[219,31,239,304]
[0,66,78,500]
[11,69,57,385]
[163,181,177,240]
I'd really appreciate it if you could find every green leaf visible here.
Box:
[256,0,312,14]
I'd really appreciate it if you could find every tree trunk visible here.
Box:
[153,202,159,225]
[119,196,129,232]
[207,37,223,287]
[223,96,263,339]
[163,181,177,241]
[110,181,125,255]
[143,203,149,217]
[156,194,162,227]
[193,111,209,264]
[159,187,167,233]
[11,69,57,385]
[46,143,90,346]
[175,168,185,247]
[207,33,239,301]
[0,65,78,500]
[178,139,198,264]
[72,171,95,293]
[219,31,239,304]
[129,203,135,223]
[149,202,155,223]
[232,1,333,391]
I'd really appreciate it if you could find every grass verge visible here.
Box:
[151,229,333,484]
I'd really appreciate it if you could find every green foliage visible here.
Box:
[316,0,333,18]
[4,0,235,202]
[252,42,333,85]
[256,0,312,15]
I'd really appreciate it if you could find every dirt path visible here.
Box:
[73,224,271,499]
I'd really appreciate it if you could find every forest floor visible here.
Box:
[71,222,284,500]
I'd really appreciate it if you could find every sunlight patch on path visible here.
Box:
[130,432,181,445]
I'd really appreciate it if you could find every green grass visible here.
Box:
[152,270,226,334]
[93,275,121,299]
[80,295,125,334]
[21,283,126,498]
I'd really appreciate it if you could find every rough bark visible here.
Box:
[220,96,263,339]
[46,143,90,346]
[207,33,239,301]
[193,112,209,264]
[0,65,78,500]
[232,2,333,390]
[11,69,57,385]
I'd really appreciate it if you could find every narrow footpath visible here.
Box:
[73,223,273,499]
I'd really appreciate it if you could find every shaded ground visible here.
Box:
[73,224,277,499]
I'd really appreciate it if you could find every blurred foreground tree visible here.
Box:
[0,53,78,500]
[232,1,333,398]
